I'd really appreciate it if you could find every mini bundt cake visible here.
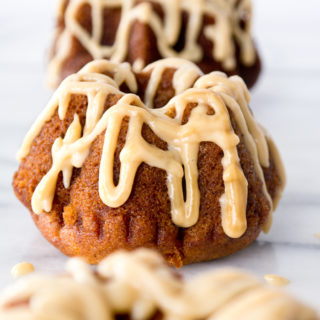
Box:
[0,250,317,320]
[48,0,261,88]
[13,58,285,267]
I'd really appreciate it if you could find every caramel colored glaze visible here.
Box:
[0,250,318,320]
[48,0,261,88]
[13,59,284,267]
[264,274,290,287]
[181,110,271,265]
[10,263,34,279]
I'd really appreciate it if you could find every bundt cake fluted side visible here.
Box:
[13,58,285,267]
[48,0,261,88]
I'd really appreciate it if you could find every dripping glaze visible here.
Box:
[18,58,285,239]
[48,0,256,87]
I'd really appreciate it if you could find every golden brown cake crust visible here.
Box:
[13,67,280,267]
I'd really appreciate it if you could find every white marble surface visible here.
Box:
[0,0,320,313]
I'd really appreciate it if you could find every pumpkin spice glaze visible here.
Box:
[0,250,317,320]
[13,58,285,266]
[48,0,261,88]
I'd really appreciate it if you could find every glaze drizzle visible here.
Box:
[0,250,317,320]
[48,0,256,87]
[18,58,285,238]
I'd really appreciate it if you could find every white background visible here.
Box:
[0,0,320,312]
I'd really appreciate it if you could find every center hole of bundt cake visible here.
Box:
[101,7,122,46]
[172,11,187,53]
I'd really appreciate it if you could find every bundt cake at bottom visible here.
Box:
[0,250,317,320]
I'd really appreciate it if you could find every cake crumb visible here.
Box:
[11,262,34,279]
[264,274,290,286]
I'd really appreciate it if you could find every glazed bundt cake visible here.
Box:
[48,0,261,88]
[1,250,317,320]
[13,58,285,267]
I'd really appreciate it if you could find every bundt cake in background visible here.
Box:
[13,58,285,267]
[1,250,317,320]
[48,0,261,88]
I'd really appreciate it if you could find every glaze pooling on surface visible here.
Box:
[264,274,290,287]
[0,250,317,320]
[18,58,285,239]
[10,262,34,279]
[48,0,256,87]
